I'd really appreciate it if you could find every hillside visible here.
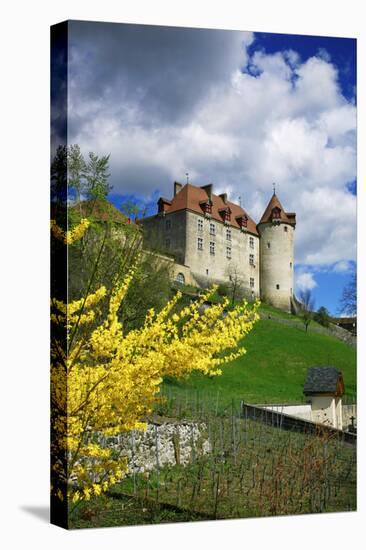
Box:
[162,309,356,411]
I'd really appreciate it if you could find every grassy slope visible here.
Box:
[163,317,356,409]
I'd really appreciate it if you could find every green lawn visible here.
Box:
[161,318,356,412]
[259,302,300,320]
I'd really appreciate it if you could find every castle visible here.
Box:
[140,181,296,312]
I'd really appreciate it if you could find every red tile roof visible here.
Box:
[159,183,259,235]
[259,193,296,226]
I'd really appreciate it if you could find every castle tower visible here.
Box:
[257,191,296,312]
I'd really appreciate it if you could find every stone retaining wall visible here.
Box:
[103,418,210,474]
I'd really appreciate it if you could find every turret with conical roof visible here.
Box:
[257,191,296,312]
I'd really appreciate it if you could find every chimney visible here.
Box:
[201,183,213,201]
[219,193,227,204]
[157,197,172,213]
[174,181,183,196]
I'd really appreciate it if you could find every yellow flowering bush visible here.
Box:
[51,218,90,244]
[51,218,259,505]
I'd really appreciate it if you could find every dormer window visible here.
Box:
[219,207,231,224]
[271,207,281,220]
[200,200,212,216]
[236,215,248,229]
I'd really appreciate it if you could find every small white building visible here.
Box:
[303,367,345,430]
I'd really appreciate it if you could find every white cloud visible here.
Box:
[332,260,353,273]
[68,32,356,270]
[296,271,318,292]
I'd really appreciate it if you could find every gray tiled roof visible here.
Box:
[303,367,343,395]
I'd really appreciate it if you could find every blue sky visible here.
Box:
[247,32,356,101]
[64,22,357,315]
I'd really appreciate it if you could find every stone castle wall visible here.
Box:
[141,210,187,265]
[140,210,294,311]
[184,211,260,296]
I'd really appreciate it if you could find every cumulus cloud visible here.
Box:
[296,271,318,292]
[65,22,356,269]
[332,260,354,273]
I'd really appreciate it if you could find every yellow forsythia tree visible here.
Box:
[51,218,259,505]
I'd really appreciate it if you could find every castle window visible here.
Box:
[290,262,292,268]
[197,237,203,250]
[249,254,254,266]
[249,236,254,249]
[267,242,271,249]
[210,223,216,236]
[284,226,288,232]
[165,238,171,249]
[226,246,231,259]
[165,219,171,230]
[206,269,209,275]
[229,275,232,282]
[226,229,232,241]
[276,284,280,290]
[197,218,203,232]
[210,242,215,255]
[176,272,185,285]
[250,277,255,288]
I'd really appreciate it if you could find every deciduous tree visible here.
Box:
[84,152,112,201]
[314,306,331,327]
[339,270,356,316]
[299,289,315,333]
